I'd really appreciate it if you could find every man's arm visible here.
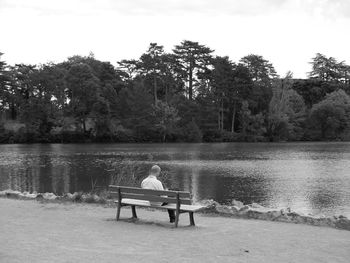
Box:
[155,180,164,191]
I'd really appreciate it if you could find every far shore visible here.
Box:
[1,140,350,145]
[1,198,349,263]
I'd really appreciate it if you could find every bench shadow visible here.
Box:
[105,217,196,229]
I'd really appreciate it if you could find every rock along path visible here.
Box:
[0,198,349,263]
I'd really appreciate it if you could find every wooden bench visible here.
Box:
[109,185,205,227]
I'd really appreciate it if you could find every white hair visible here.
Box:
[150,165,161,175]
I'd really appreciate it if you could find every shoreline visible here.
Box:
[1,189,349,231]
[1,141,350,145]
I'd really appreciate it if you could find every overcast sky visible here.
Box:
[1,0,349,78]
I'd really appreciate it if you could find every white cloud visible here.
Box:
[2,0,349,17]
[0,0,349,78]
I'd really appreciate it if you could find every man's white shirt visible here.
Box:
[141,175,164,205]
[141,175,164,191]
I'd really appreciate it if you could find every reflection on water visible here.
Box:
[0,143,350,217]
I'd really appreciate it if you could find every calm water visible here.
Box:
[0,143,349,217]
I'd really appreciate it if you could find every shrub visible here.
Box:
[0,125,13,143]
[178,121,202,142]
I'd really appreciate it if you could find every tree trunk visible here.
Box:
[153,74,158,104]
[231,101,237,133]
[82,119,86,134]
[10,103,16,120]
[165,84,168,103]
[189,64,193,100]
[221,100,224,131]
[82,113,87,134]
[321,124,326,139]
[218,111,221,130]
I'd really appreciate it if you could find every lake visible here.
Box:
[0,142,349,217]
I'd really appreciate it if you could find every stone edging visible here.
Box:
[1,190,349,231]
[198,199,350,231]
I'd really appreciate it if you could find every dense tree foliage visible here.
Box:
[173,40,213,100]
[268,74,306,141]
[309,90,350,140]
[309,53,350,84]
[0,45,349,143]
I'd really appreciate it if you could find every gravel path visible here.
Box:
[1,198,349,263]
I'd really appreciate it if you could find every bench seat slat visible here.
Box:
[117,199,205,212]
[109,185,191,199]
[110,192,192,205]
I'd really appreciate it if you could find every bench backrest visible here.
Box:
[109,185,192,205]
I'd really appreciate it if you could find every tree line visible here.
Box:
[0,42,350,143]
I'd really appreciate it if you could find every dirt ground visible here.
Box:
[0,198,349,263]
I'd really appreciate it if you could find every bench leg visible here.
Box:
[116,203,121,221]
[189,212,195,226]
[131,205,137,219]
[175,211,180,228]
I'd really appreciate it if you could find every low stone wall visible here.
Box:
[1,189,349,231]
[198,199,350,231]
[0,190,108,204]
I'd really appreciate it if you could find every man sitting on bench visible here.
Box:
[141,165,176,223]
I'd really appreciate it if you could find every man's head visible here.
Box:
[150,165,161,177]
